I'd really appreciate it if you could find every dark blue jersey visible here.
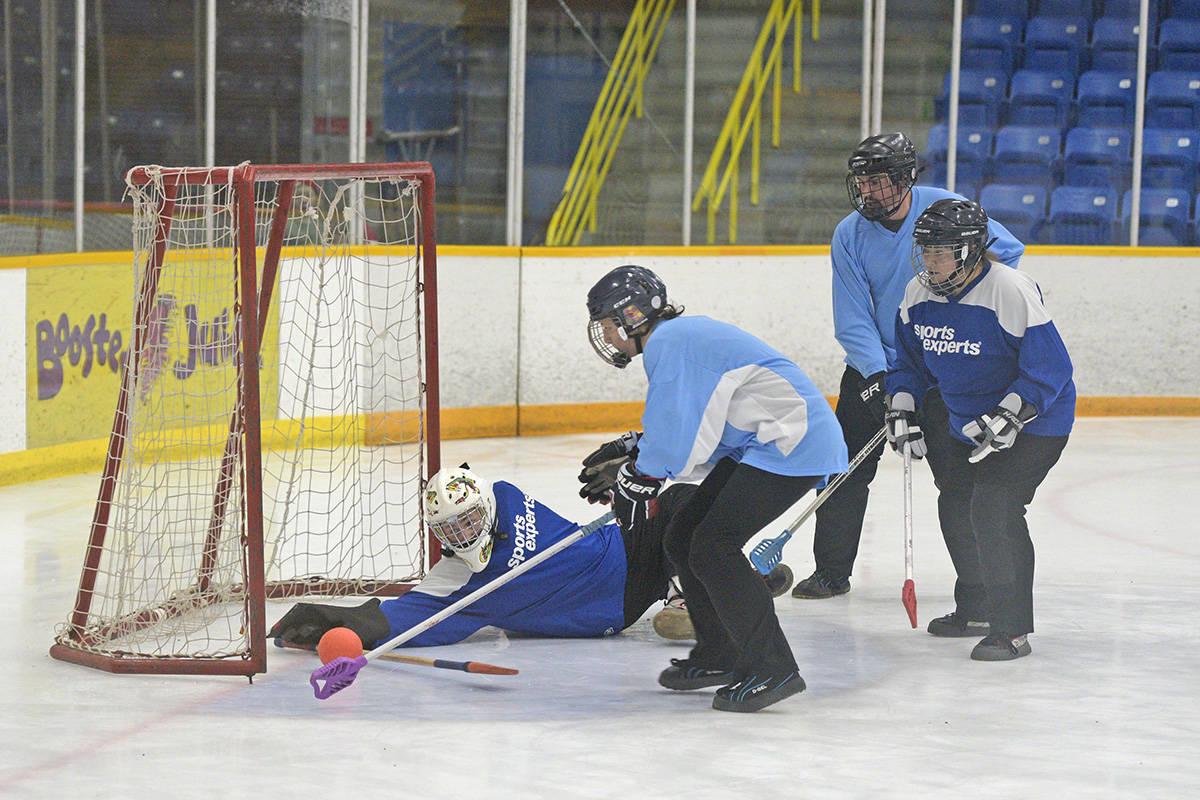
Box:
[889,263,1075,443]
[375,481,628,647]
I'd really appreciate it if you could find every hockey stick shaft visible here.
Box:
[364,509,615,659]
[748,426,886,572]
[901,444,917,628]
[275,638,518,675]
[311,510,616,698]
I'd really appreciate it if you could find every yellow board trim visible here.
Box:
[9,243,1200,273]
[1,396,1194,487]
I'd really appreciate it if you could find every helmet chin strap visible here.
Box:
[629,321,657,356]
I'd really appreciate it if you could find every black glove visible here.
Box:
[859,371,887,420]
[578,456,629,504]
[578,432,642,503]
[961,392,1038,463]
[885,392,927,459]
[580,431,641,474]
[612,461,664,531]
[266,597,392,649]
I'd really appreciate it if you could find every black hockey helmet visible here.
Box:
[845,131,920,221]
[911,198,997,296]
[586,265,670,368]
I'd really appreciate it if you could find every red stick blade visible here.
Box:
[902,579,917,629]
[465,661,519,676]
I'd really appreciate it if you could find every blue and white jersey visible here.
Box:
[831,185,1025,378]
[376,481,628,647]
[888,263,1075,443]
[634,316,848,481]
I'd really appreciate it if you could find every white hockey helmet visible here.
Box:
[424,466,497,573]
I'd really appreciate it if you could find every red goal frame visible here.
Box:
[50,162,441,676]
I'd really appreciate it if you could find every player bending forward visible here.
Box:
[586,265,847,712]
[269,465,789,650]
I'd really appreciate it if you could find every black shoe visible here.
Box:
[970,633,1031,661]
[764,563,795,598]
[927,611,992,638]
[712,670,806,712]
[658,658,734,690]
[790,568,850,599]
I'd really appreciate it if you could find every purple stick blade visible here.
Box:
[310,654,368,699]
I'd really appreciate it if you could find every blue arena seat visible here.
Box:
[1022,16,1089,75]
[924,165,983,201]
[1063,126,1133,186]
[1076,70,1137,127]
[992,125,1063,188]
[962,16,1024,75]
[1121,187,1192,244]
[1007,69,1075,127]
[980,183,1049,243]
[1157,18,1200,71]
[1140,127,1200,190]
[967,0,1030,18]
[1102,0,1159,26]
[1171,0,1200,19]
[925,124,995,163]
[1037,0,1093,22]
[1145,70,1200,127]
[935,70,1009,124]
[1047,185,1120,243]
[1089,16,1143,72]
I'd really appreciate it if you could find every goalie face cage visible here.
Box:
[50,162,441,676]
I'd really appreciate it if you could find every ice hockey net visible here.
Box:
[50,162,440,676]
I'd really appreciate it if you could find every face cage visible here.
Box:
[846,170,913,222]
[588,318,631,368]
[430,504,493,552]
[911,239,983,296]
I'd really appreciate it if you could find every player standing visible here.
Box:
[585,265,847,712]
[886,198,1073,660]
[793,131,1026,599]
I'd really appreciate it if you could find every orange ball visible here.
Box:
[317,627,364,665]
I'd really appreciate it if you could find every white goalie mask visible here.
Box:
[424,466,497,573]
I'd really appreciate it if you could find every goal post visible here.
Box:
[51,162,441,676]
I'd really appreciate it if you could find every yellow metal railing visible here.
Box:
[545,0,675,246]
[693,0,818,244]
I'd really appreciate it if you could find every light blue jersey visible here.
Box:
[831,185,1025,378]
[376,481,627,647]
[634,316,848,481]
[888,263,1075,443]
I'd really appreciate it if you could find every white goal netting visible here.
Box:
[52,163,438,673]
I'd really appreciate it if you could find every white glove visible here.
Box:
[885,392,927,459]
[962,393,1038,463]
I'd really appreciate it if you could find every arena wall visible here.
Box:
[1,245,1197,483]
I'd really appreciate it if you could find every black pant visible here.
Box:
[923,431,1067,636]
[621,483,698,628]
[812,366,952,580]
[663,458,819,676]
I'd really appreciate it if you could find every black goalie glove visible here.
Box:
[962,392,1038,463]
[266,597,392,649]
[859,371,887,421]
[612,461,664,531]
[578,431,642,503]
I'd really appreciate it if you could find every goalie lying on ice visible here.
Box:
[269,464,791,650]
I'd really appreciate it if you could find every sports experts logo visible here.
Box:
[507,494,540,568]
[913,323,981,356]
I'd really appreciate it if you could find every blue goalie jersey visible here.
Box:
[374,481,629,647]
